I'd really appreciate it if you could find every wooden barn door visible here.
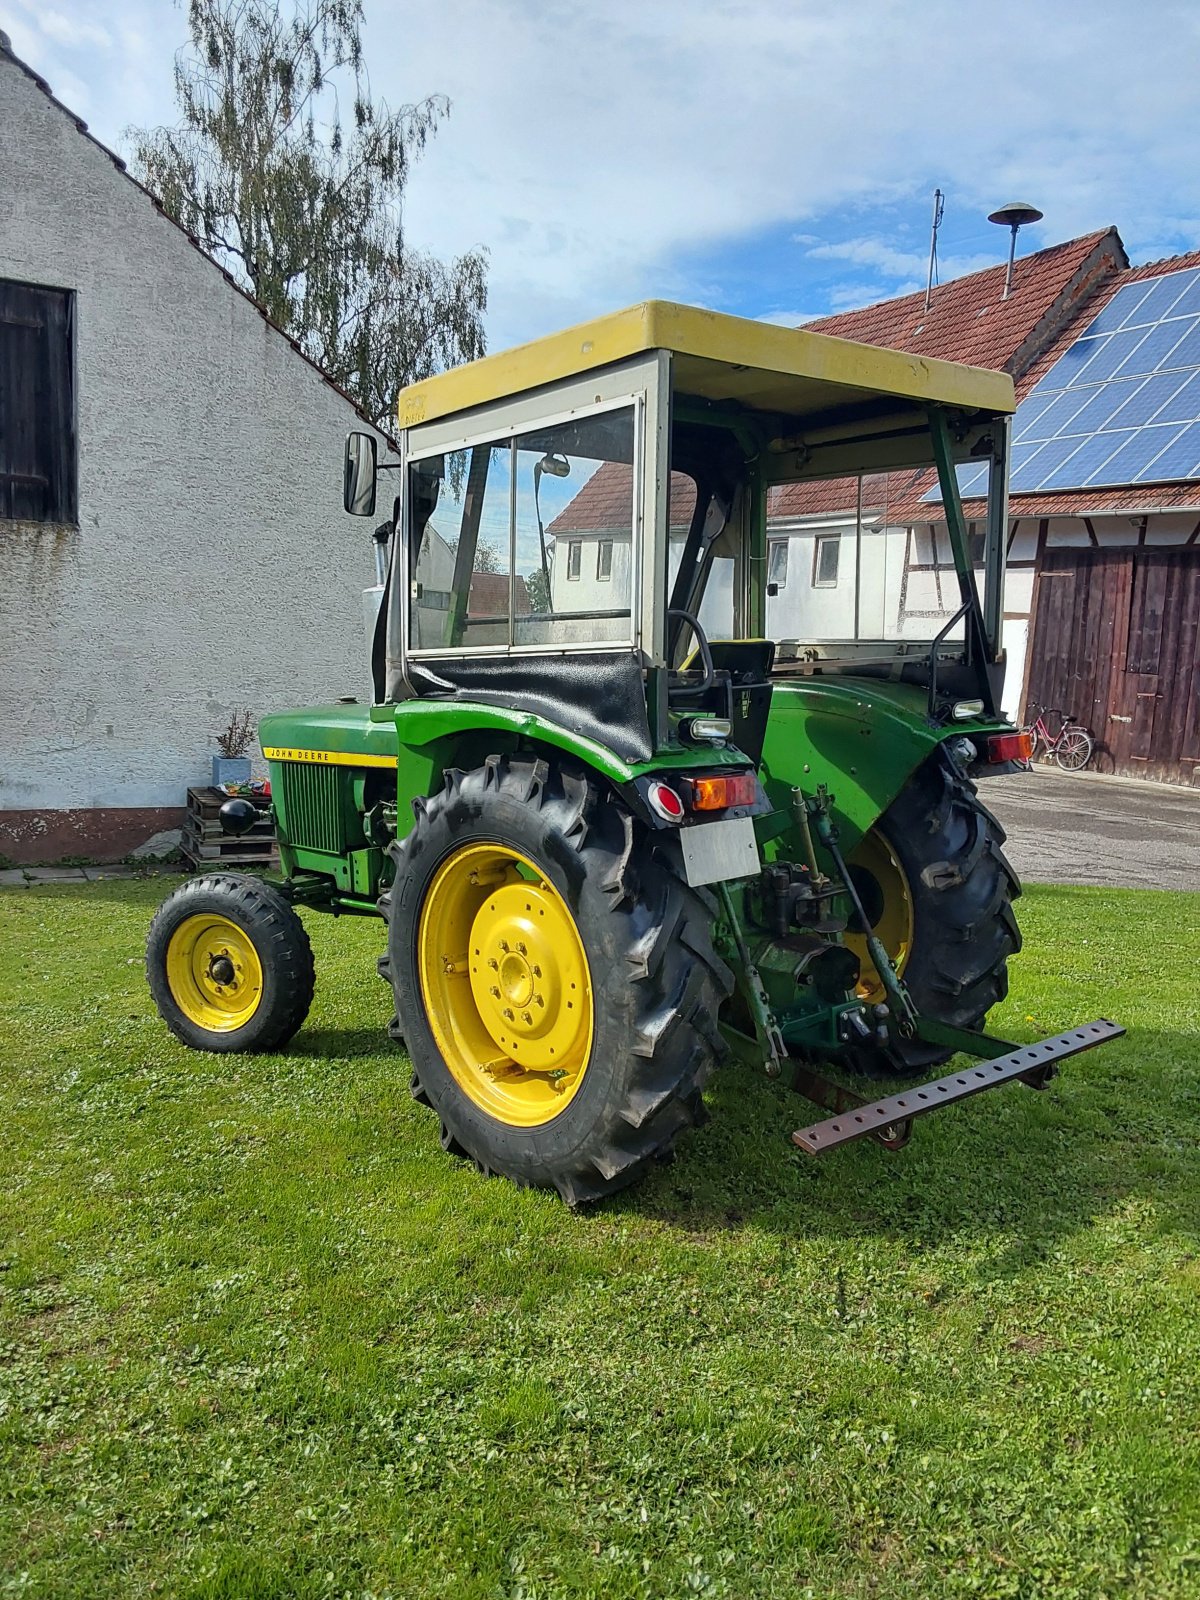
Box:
[1025,546,1200,783]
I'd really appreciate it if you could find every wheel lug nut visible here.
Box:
[517,942,527,956]
[534,994,544,1008]
[503,1008,514,1021]
[498,940,509,953]
[522,1011,532,1025]
[488,958,499,971]
[489,985,500,999]
[532,964,541,977]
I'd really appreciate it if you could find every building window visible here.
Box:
[596,539,613,581]
[768,539,789,589]
[813,533,840,587]
[0,280,76,524]
[566,540,582,580]
[967,524,986,565]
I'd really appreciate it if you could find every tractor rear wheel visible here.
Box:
[378,755,732,1204]
[844,753,1021,1071]
[146,873,315,1052]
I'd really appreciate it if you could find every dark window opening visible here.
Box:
[0,280,76,524]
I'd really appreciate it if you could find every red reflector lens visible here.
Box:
[647,780,685,820]
[689,772,758,811]
[986,731,1033,763]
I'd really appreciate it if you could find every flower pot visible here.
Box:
[212,756,252,788]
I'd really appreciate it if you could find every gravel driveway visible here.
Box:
[981,766,1200,892]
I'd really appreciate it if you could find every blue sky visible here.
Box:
[4,0,1200,354]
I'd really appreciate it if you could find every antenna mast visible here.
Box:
[924,188,944,313]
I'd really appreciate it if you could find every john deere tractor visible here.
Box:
[146,302,1120,1202]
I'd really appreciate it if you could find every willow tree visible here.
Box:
[129,0,487,425]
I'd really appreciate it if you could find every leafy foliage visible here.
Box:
[525,563,552,613]
[129,0,487,426]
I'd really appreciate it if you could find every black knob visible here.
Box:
[219,797,259,837]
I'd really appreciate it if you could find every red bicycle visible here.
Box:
[1022,702,1095,771]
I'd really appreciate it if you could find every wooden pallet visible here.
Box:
[182,787,278,872]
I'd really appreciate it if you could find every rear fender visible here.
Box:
[759,679,1007,853]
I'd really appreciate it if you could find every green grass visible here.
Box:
[1,879,1198,1599]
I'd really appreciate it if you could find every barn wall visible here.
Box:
[0,53,383,861]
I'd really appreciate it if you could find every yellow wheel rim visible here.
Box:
[165,912,264,1032]
[844,828,915,1005]
[417,843,594,1128]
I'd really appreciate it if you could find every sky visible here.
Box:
[4,0,1200,356]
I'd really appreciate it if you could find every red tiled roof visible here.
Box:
[769,474,893,519]
[469,572,530,614]
[548,467,696,534]
[802,229,1125,376]
[835,245,1200,522]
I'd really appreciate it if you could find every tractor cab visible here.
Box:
[347,301,1016,777]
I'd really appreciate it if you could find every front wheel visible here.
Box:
[378,755,732,1204]
[844,752,1021,1072]
[146,873,315,1052]
[1055,728,1093,771]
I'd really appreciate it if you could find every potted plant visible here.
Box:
[212,708,256,789]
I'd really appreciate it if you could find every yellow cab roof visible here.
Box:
[396,299,1015,432]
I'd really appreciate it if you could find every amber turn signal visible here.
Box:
[985,731,1033,763]
[687,772,759,811]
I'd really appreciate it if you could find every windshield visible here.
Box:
[764,466,994,654]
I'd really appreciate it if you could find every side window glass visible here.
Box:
[513,407,636,646]
[410,443,512,649]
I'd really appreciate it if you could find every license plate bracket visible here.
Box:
[679,815,760,888]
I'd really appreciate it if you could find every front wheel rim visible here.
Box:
[165,912,264,1032]
[417,842,594,1128]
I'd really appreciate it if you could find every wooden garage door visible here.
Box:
[1025,546,1200,784]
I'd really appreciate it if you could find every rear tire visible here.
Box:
[378,754,732,1204]
[146,873,315,1052]
[846,752,1022,1072]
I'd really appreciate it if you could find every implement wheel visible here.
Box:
[146,873,315,1052]
[845,752,1021,1072]
[378,755,732,1204]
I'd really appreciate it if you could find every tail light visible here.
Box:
[986,730,1033,763]
[684,772,759,811]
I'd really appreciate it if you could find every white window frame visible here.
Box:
[399,377,649,661]
[767,538,789,589]
[596,539,613,581]
[566,540,582,580]
[813,532,840,588]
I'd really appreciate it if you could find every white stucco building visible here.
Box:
[0,37,386,862]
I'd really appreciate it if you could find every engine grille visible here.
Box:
[278,761,345,855]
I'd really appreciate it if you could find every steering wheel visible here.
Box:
[667,607,716,694]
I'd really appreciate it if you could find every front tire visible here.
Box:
[378,755,732,1204]
[146,873,315,1052]
[845,752,1021,1071]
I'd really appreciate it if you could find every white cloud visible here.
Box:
[6,0,1200,352]
[35,7,111,49]
[383,0,1200,344]
[756,308,826,327]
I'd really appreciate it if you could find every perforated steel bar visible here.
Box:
[791,1020,1125,1155]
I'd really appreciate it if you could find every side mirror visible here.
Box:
[344,432,377,516]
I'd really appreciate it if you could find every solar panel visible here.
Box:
[925,264,1200,501]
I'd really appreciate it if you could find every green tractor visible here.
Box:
[146,302,1120,1202]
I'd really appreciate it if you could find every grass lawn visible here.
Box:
[0,877,1198,1599]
